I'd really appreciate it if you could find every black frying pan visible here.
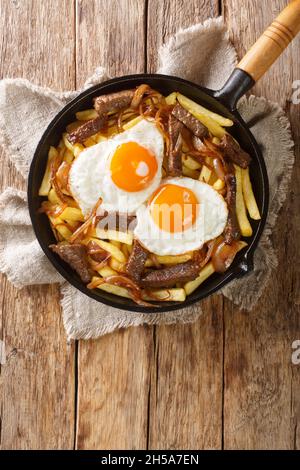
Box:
[28,2,300,313]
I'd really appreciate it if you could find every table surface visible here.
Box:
[0,0,299,450]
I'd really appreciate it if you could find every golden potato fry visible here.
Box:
[83,137,96,147]
[241,168,261,220]
[176,93,233,127]
[38,146,58,196]
[89,238,126,263]
[182,166,199,179]
[234,165,253,237]
[95,133,107,143]
[63,148,74,163]
[213,178,225,190]
[109,257,126,272]
[156,253,193,265]
[48,188,60,205]
[199,165,212,183]
[55,224,73,241]
[60,207,84,222]
[110,240,121,249]
[98,266,118,278]
[165,92,177,105]
[182,154,201,170]
[143,288,186,302]
[73,143,85,158]
[123,116,143,130]
[76,109,98,121]
[96,282,131,299]
[95,228,133,245]
[184,262,215,295]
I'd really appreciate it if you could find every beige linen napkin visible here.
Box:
[0,18,294,339]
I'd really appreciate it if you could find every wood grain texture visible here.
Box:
[0,0,75,449]
[75,0,152,450]
[147,0,223,450]
[223,0,300,449]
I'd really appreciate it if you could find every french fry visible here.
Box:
[60,207,84,222]
[55,224,73,240]
[63,133,74,152]
[241,168,261,220]
[176,93,233,127]
[109,257,126,272]
[96,282,131,299]
[110,240,121,249]
[83,137,96,147]
[143,288,186,302]
[123,115,142,130]
[38,146,58,196]
[90,238,126,263]
[213,178,225,190]
[182,166,199,179]
[156,253,193,265]
[76,109,98,121]
[63,148,74,163]
[48,188,60,205]
[73,143,85,158]
[98,266,118,277]
[95,228,133,245]
[95,133,107,143]
[184,262,215,295]
[199,165,212,183]
[182,154,201,170]
[165,92,177,105]
[234,165,253,237]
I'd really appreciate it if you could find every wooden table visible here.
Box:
[0,0,299,450]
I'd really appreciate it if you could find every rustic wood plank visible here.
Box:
[75,0,152,450]
[0,0,75,449]
[223,0,300,449]
[147,0,223,450]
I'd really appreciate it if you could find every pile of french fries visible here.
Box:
[38,90,261,303]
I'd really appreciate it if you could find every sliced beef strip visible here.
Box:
[172,103,209,139]
[50,243,92,283]
[86,241,110,263]
[94,89,135,116]
[140,259,200,288]
[68,116,106,144]
[126,240,148,282]
[167,114,184,176]
[219,134,251,169]
[224,173,240,244]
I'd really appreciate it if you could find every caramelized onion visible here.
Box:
[211,240,240,273]
[213,157,226,180]
[95,274,154,307]
[131,84,150,109]
[56,161,71,192]
[69,197,102,243]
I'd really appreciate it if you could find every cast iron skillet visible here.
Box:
[28,3,300,313]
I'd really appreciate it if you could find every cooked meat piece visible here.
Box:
[140,260,200,288]
[50,243,92,283]
[224,173,240,244]
[167,114,183,176]
[192,135,205,151]
[219,134,251,169]
[94,89,135,116]
[87,241,110,263]
[172,103,209,139]
[68,116,105,144]
[126,240,148,282]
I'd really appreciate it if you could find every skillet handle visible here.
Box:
[215,1,300,109]
[237,0,300,82]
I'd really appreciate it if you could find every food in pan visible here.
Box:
[39,84,260,306]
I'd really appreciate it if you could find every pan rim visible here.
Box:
[27,73,269,313]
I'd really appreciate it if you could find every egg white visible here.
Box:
[134,177,228,255]
[68,119,164,216]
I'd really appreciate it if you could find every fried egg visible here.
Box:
[69,119,164,216]
[134,177,228,255]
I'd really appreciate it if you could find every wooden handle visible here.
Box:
[237,0,300,82]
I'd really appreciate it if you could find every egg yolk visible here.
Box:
[150,183,199,233]
[110,141,158,192]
